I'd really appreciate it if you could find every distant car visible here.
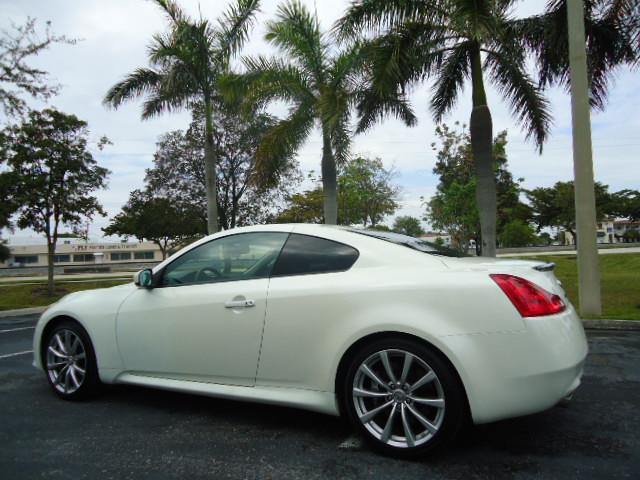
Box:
[33,224,588,457]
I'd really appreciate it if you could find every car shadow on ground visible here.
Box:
[95,381,622,464]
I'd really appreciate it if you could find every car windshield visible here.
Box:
[345,228,465,257]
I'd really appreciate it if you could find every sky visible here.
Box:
[1,0,639,244]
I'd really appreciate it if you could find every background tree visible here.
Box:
[103,190,204,259]
[272,187,325,224]
[338,0,552,257]
[273,157,400,226]
[104,0,260,234]
[0,18,75,118]
[609,189,640,221]
[0,109,109,294]
[393,216,425,237]
[622,229,640,243]
[499,219,537,248]
[424,123,530,253]
[424,180,477,254]
[224,0,413,224]
[145,103,300,229]
[526,181,612,245]
[338,156,399,227]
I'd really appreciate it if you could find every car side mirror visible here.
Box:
[134,268,154,288]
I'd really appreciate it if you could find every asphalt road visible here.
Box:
[1,314,639,480]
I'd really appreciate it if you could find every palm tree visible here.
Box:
[103,0,260,234]
[223,0,415,224]
[515,0,638,110]
[338,1,553,257]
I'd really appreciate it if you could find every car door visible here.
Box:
[116,231,289,387]
[257,233,360,390]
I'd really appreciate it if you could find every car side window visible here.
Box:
[161,232,289,287]
[271,234,359,277]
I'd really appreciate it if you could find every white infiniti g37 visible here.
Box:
[33,223,588,457]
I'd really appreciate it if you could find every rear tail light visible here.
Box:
[490,274,566,317]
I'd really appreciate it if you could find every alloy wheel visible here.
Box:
[46,329,87,394]
[352,349,446,448]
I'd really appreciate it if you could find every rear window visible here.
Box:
[271,234,359,276]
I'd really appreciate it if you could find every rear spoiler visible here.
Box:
[533,262,556,272]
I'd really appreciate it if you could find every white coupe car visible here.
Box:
[33,224,588,457]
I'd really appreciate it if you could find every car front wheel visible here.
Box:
[43,320,100,400]
[343,338,466,457]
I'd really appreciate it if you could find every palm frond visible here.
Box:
[215,0,261,64]
[264,0,328,84]
[484,45,552,151]
[140,63,196,119]
[511,0,636,110]
[335,0,447,41]
[254,102,315,188]
[234,56,315,107]
[140,89,191,120]
[148,31,181,68]
[430,41,472,122]
[103,68,163,108]
[330,110,352,165]
[355,88,417,133]
[151,0,187,24]
[329,42,367,90]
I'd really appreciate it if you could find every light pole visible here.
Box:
[566,0,602,316]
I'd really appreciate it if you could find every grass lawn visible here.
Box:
[509,253,640,321]
[0,280,130,311]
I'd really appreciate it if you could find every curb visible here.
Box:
[0,307,47,319]
[582,319,640,331]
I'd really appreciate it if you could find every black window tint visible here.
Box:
[272,234,359,276]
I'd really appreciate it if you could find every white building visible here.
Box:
[1,237,162,269]
[561,219,640,245]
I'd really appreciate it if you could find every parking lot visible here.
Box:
[1,314,639,479]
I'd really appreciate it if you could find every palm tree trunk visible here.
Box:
[204,99,219,234]
[469,45,497,257]
[321,127,338,224]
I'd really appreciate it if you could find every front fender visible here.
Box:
[33,283,137,378]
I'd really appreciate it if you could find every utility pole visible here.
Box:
[566,0,602,316]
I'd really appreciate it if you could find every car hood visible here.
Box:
[53,282,137,309]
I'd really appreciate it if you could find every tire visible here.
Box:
[42,320,101,400]
[341,337,466,458]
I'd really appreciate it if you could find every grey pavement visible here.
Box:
[1,314,639,479]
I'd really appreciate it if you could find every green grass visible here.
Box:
[0,280,130,311]
[509,253,640,320]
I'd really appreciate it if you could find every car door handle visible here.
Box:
[224,299,256,308]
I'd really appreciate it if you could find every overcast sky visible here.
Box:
[2,0,639,244]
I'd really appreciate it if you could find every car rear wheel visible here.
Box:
[342,338,466,457]
[44,321,100,400]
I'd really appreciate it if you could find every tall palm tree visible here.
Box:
[338,1,553,257]
[103,0,260,233]
[223,0,415,224]
[515,0,638,110]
